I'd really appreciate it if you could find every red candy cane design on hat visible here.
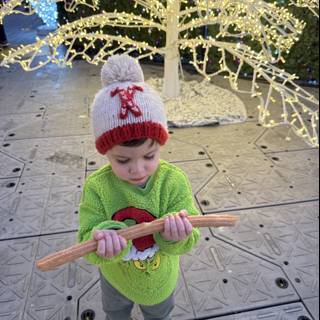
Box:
[111,85,144,119]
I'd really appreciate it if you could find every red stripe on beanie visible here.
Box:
[96,122,169,154]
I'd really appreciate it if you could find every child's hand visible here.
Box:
[93,230,127,259]
[161,210,193,241]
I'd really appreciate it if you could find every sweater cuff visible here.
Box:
[153,228,200,256]
[85,221,132,265]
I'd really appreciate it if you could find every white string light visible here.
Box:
[290,0,319,17]
[0,0,100,23]
[0,0,319,147]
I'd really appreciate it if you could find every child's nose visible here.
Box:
[129,161,145,175]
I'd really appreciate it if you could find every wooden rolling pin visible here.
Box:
[36,214,237,271]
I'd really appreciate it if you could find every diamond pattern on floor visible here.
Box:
[213,201,319,300]
[180,230,299,318]
[0,151,24,179]
[257,125,312,153]
[1,135,95,176]
[304,297,320,319]
[0,173,84,240]
[209,302,313,319]
[0,113,43,141]
[0,58,318,319]
[197,148,318,213]
[0,177,19,200]
[25,233,97,320]
[172,159,217,193]
[0,238,38,320]
[5,105,90,140]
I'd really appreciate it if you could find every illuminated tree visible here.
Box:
[0,0,319,146]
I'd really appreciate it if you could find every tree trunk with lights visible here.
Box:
[163,0,180,99]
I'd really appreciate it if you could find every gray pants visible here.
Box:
[100,272,174,320]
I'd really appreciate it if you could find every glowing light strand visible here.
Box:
[0,0,318,147]
[0,0,33,23]
[290,0,319,17]
[180,38,318,146]
[0,0,100,24]
[179,1,306,62]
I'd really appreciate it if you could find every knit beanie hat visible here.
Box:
[91,54,169,155]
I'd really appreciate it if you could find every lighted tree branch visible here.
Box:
[0,0,318,147]
[179,1,305,62]
[290,0,319,17]
[134,0,166,20]
[2,33,164,71]
[180,37,319,146]
[0,0,99,23]
[1,10,165,69]
[0,0,34,23]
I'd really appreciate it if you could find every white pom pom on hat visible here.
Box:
[91,54,169,155]
[101,54,144,87]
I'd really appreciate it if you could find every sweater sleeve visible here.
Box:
[153,168,201,256]
[77,179,132,265]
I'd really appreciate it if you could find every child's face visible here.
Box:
[106,139,161,186]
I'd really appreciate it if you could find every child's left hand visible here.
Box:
[161,210,193,241]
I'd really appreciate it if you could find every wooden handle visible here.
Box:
[36,214,237,271]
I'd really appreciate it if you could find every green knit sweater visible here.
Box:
[77,160,200,305]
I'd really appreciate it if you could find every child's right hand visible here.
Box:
[93,230,127,259]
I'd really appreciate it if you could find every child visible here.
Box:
[78,54,200,320]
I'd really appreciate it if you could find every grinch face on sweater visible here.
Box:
[123,251,175,294]
[133,252,161,273]
[112,206,172,290]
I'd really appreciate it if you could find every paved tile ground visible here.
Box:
[0,13,319,320]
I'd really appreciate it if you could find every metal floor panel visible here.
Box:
[213,202,319,300]
[0,85,49,116]
[167,122,265,147]
[0,173,84,240]
[181,230,299,319]
[173,160,218,193]
[0,177,19,200]
[0,113,43,142]
[0,76,34,116]
[0,135,95,176]
[78,229,300,320]
[0,237,38,320]
[267,149,319,173]
[4,106,90,140]
[209,302,313,320]
[86,153,109,173]
[196,146,318,213]
[0,60,318,320]
[162,138,210,162]
[0,63,59,82]
[304,297,319,319]
[86,155,109,174]
[0,151,24,179]
[256,125,312,153]
[24,233,97,320]
[0,231,302,320]
[23,91,91,111]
